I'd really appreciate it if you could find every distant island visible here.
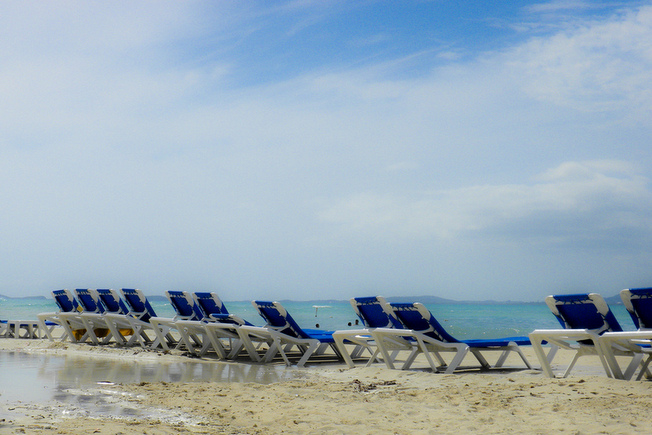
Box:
[0,294,47,300]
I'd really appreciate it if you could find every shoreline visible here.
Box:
[1,339,651,434]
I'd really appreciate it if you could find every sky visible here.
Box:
[1,0,652,301]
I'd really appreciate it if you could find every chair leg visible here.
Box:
[515,347,534,369]
[443,346,470,374]
[494,350,511,367]
[38,318,54,340]
[364,349,381,367]
[401,347,422,370]
[267,336,291,366]
[636,355,652,381]
[296,341,320,367]
[623,353,644,381]
[469,349,491,369]
[531,336,555,378]
[562,353,582,378]
[375,338,398,370]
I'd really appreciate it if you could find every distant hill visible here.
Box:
[146,295,168,302]
[278,299,349,304]
[0,294,47,300]
[385,295,457,304]
[604,294,623,305]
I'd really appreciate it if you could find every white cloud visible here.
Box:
[317,160,652,244]
[525,0,603,14]
[506,5,652,118]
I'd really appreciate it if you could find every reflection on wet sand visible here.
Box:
[0,350,300,420]
[46,353,298,385]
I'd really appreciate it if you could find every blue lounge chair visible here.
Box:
[251,300,341,367]
[529,293,637,378]
[96,288,131,316]
[599,288,652,380]
[74,288,116,345]
[373,302,532,373]
[332,296,403,368]
[148,290,206,352]
[193,292,229,318]
[37,289,89,342]
[120,288,175,349]
[188,292,265,360]
[150,290,251,358]
[155,290,247,357]
[621,287,652,330]
[94,288,148,346]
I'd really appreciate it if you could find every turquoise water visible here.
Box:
[0,295,637,338]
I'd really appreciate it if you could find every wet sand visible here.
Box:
[1,339,651,434]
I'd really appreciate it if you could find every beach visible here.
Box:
[1,339,651,434]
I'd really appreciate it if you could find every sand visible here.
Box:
[1,339,651,434]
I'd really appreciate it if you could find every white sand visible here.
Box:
[1,339,650,434]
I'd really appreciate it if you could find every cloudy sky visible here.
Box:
[2,1,652,301]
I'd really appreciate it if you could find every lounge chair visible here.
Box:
[155,290,249,357]
[1,319,42,339]
[598,288,652,380]
[148,290,206,352]
[373,302,532,373]
[251,300,341,367]
[332,296,403,368]
[120,288,175,349]
[93,288,157,347]
[37,289,90,342]
[185,292,264,360]
[74,288,116,345]
[94,289,138,345]
[529,293,637,378]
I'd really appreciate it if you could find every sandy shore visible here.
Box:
[1,339,651,434]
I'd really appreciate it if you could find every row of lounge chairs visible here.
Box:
[36,289,534,372]
[33,287,652,380]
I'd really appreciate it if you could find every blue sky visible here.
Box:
[1,1,652,301]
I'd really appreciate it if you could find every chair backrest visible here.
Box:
[120,288,157,322]
[193,292,229,317]
[193,292,253,326]
[350,296,403,328]
[545,293,623,334]
[166,291,204,321]
[74,289,105,314]
[387,302,459,343]
[252,300,308,339]
[621,288,652,330]
[52,289,81,313]
[96,289,130,315]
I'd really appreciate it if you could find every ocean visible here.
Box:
[0,294,638,338]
